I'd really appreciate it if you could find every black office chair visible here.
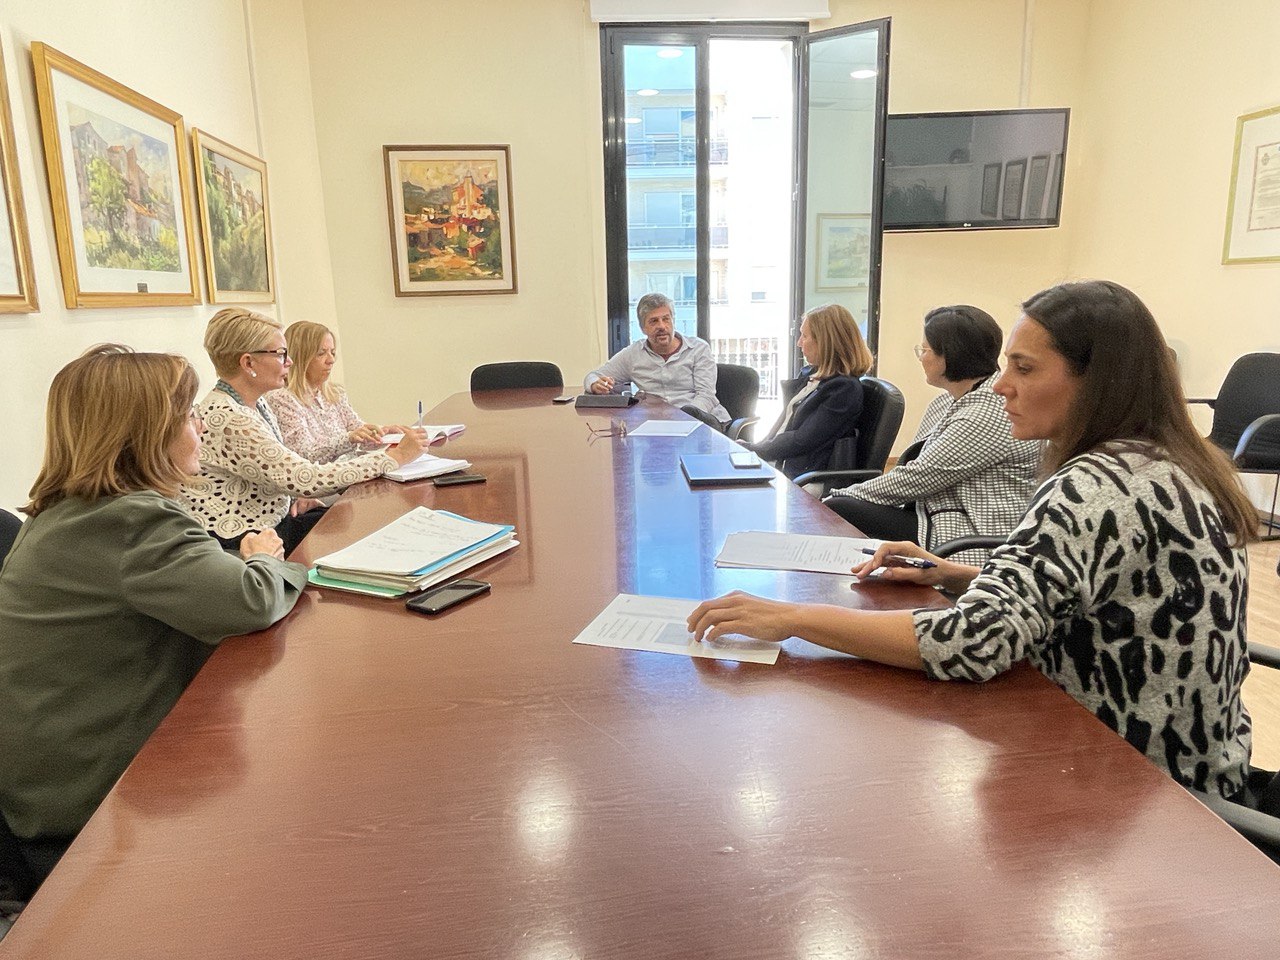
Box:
[793,376,907,490]
[469,361,564,392]
[715,363,761,442]
[1187,353,1280,541]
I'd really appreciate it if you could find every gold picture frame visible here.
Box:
[191,129,275,303]
[0,42,37,313]
[32,42,200,308]
[1223,103,1280,264]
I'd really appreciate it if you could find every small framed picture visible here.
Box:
[1001,159,1026,220]
[815,213,871,290]
[980,162,1001,218]
[192,129,276,303]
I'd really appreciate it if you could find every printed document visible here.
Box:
[626,420,703,438]
[314,506,508,576]
[573,594,780,665]
[715,531,881,575]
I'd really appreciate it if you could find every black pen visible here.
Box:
[861,547,937,570]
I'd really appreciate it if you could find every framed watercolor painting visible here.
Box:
[192,129,275,303]
[0,42,37,313]
[383,144,517,296]
[31,42,200,308]
[815,213,871,291]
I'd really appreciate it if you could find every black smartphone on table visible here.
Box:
[405,579,491,615]
[432,473,486,486]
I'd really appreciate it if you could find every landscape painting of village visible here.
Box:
[195,131,273,301]
[66,102,182,274]
[384,145,516,296]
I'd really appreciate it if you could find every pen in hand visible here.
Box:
[860,547,937,570]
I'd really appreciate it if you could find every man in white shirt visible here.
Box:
[584,293,729,423]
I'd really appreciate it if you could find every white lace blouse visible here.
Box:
[182,389,396,540]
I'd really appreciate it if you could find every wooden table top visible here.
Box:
[6,390,1280,958]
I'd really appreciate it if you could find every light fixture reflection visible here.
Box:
[524,937,582,960]
[735,770,783,831]
[849,69,877,80]
[636,88,659,96]
[1051,878,1109,960]
[797,901,874,960]
[517,772,574,862]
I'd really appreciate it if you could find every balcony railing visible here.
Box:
[626,224,729,249]
[625,137,729,167]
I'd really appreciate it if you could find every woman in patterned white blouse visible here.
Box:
[825,304,1041,562]
[182,309,427,554]
[690,281,1258,799]
[266,322,418,463]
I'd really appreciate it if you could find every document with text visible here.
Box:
[715,531,881,575]
[626,420,703,438]
[573,594,780,665]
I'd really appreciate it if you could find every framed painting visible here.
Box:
[815,213,871,291]
[0,42,37,312]
[1001,158,1027,220]
[1223,103,1280,263]
[31,42,200,308]
[383,144,517,296]
[980,162,1001,218]
[192,129,275,303]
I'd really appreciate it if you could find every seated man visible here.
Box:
[584,293,730,424]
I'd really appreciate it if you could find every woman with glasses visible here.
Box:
[826,304,1040,562]
[745,304,873,480]
[183,309,427,554]
[266,321,416,463]
[0,345,307,880]
[691,281,1257,799]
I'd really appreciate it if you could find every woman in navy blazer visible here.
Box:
[748,304,873,479]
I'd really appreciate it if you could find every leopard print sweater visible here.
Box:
[913,447,1251,798]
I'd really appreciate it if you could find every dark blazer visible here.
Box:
[750,367,864,479]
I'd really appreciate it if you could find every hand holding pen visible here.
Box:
[861,547,936,570]
[852,541,980,594]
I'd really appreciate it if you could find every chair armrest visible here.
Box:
[795,469,880,489]
[1233,413,1280,465]
[1193,789,1280,857]
[726,416,760,442]
[1249,641,1280,672]
[1186,397,1217,408]
[932,535,1005,559]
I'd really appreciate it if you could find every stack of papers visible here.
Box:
[385,452,471,483]
[308,506,517,597]
[714,531,881,575]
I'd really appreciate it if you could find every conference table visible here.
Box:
[5,390,1280,959]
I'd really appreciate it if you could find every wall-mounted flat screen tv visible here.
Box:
[883,108,1070,231]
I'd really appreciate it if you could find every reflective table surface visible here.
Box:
[6,391,1279,959]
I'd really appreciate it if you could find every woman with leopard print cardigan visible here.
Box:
[689,280,1258,799]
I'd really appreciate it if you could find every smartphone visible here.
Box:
[432,473,486,487]
[552,395,575,404]
[729,451,761,469]
[405,578,491,615]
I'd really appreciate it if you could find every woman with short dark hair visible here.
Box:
[690,281,1257,799]
[827,304,1040,561]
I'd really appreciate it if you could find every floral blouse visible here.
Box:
[183,387,395,540]
[913,447,1252,799]
[265,385,365,463]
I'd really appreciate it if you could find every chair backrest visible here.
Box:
[715,363,760,422]
[846,376,904,473]
[1209,353,1280,459]
[0,509,21,568]
[469,361,564,392]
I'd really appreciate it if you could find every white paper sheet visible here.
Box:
[314,506,508,575]
[573,594,780,665]
[715,531,882,575]
[626,420,703,438]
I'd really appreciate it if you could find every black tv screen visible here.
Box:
[883,108,1070,231]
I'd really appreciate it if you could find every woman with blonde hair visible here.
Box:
[183,308,427,554]
[746,303,873,479]
[691,281,1257,799]
[0,345,307,879]
[266,321,401,462]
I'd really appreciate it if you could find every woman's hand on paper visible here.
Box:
[687,591,796,644]
[388,428,426,465]
[348,423,384,445]
[240,529,285,560]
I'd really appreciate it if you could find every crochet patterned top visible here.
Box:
[912,446,1252,799]
[183,387,395,540]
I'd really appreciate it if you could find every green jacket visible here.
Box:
[0,491,307,839]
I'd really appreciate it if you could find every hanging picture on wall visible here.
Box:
[1023,154,1051,219]
[31,42,200,308]
[0,43,38,313]
[383,144,517,296]
[191,129,275,303]
[815,213,871,291]
[1001,159,1026,220]
[1223,103,1280,263]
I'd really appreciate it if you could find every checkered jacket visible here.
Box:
[830,375,1042,562]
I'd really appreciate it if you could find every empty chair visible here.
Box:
[715,362,760,441]
[1188,353,1280,540]
[470,362,564,392]
[794,375,905,486]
